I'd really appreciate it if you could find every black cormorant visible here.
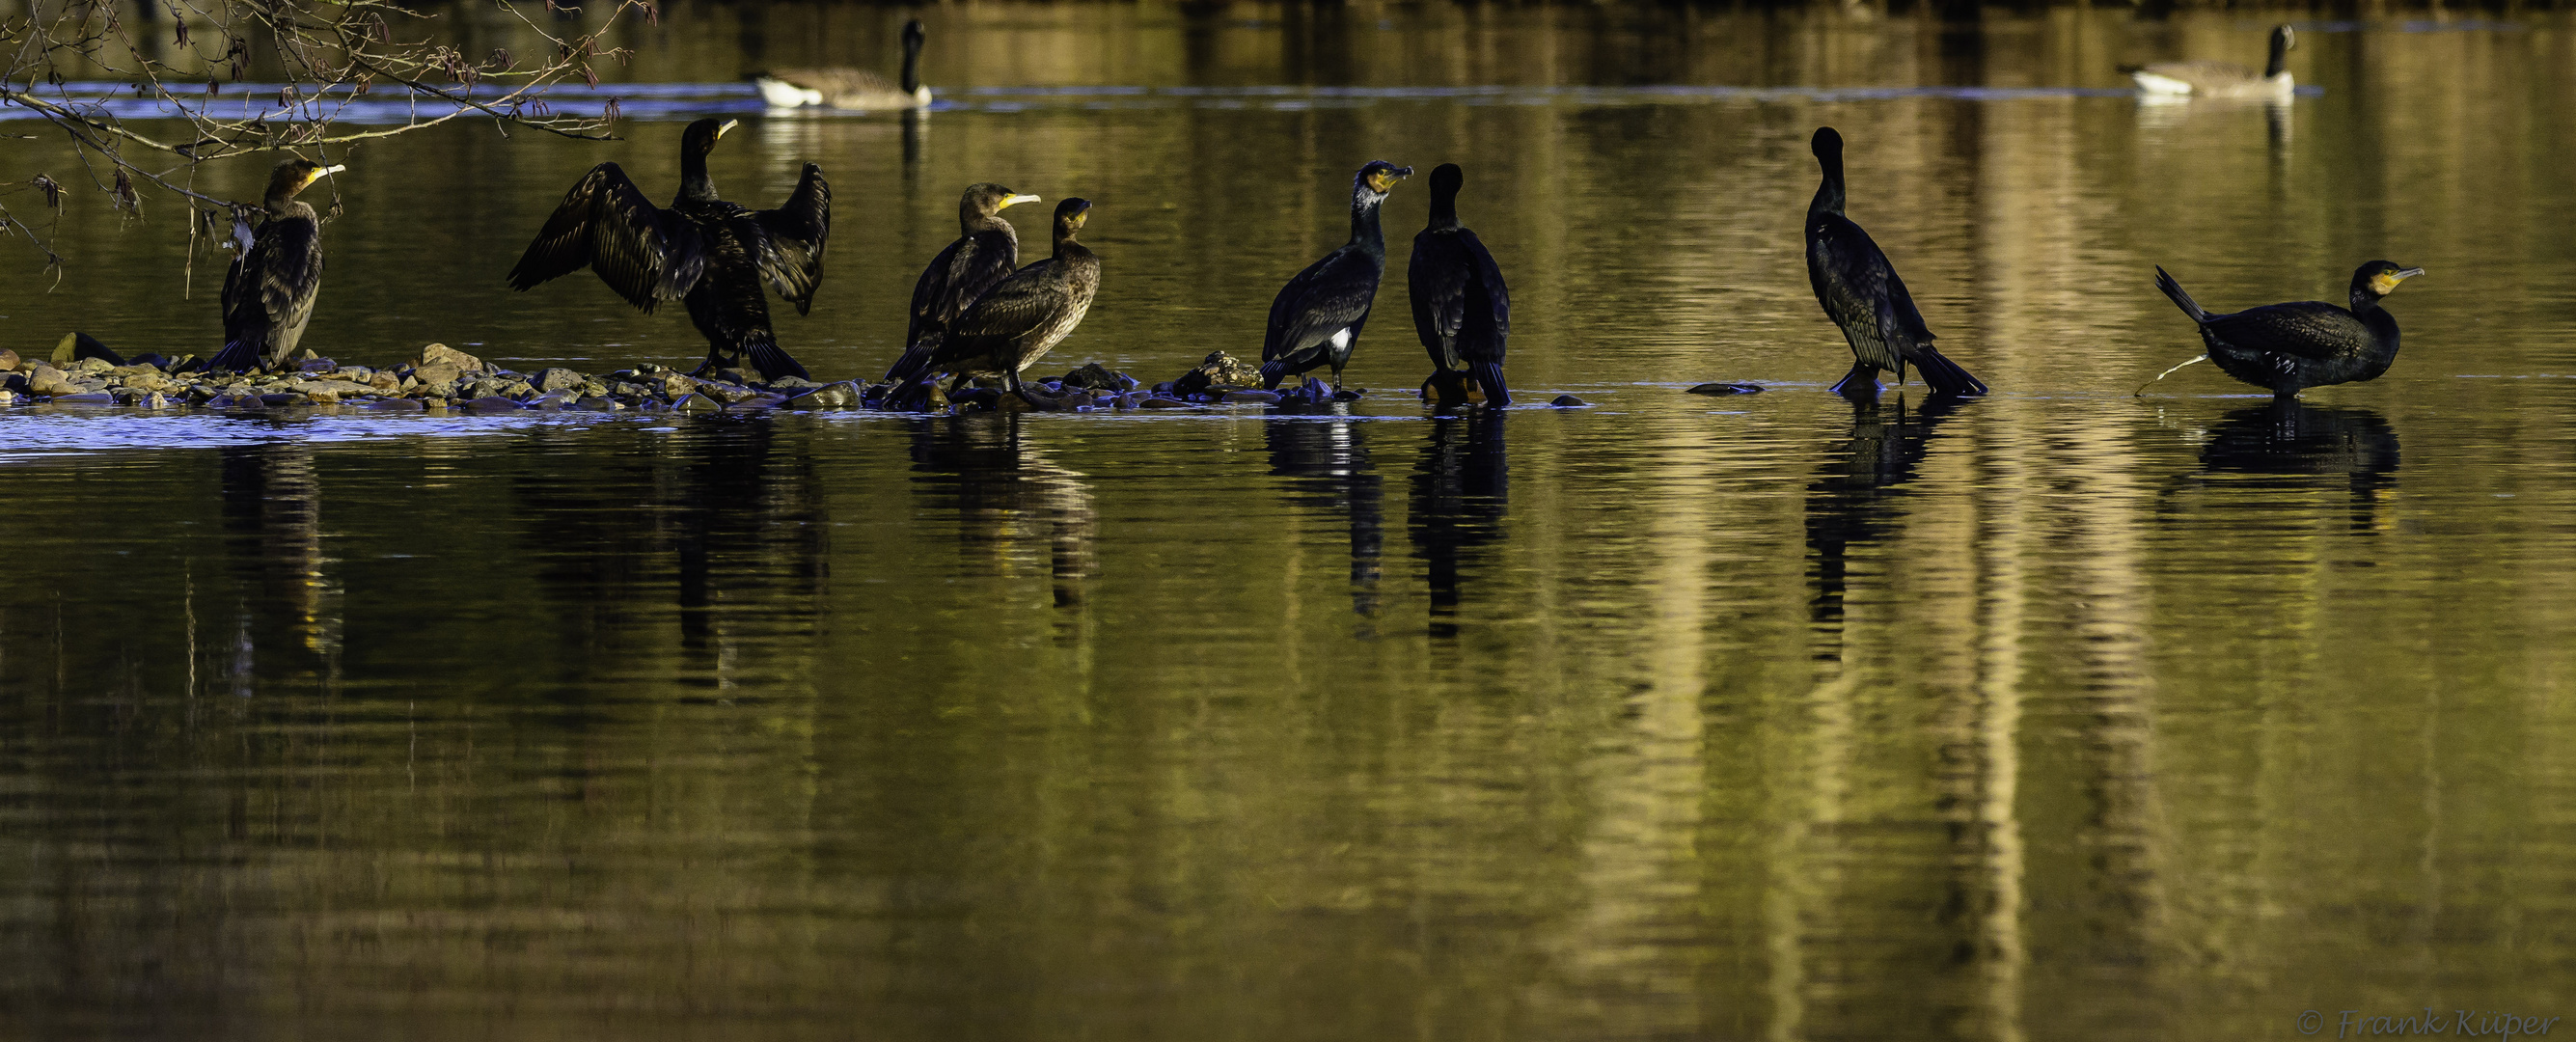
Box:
[2124,25,2295,99]
[212,158,343,372]
[1805,127,1986,398]
[2150,260,2424,397]
[890,198,1098,396]
[754,19,931,110]
[1409,163,1512,407]
[507,118,831,382]
[1260,160,1412,392]
[883,182,1040,381]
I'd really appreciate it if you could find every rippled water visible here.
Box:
[9,5,2576,1038]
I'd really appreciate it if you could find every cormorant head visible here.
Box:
[903,19,927,54]
[966,182,1041,217]
[264,157,345,202]
[1354,161,1412,206]
[1055,197,1092,235]
[1812,126,1845,162]
[2351,260,2425,302]
[682,118,738,156]
[1428,163,1465,201]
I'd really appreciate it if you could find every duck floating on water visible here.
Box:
[754,19,931,111]
[2124,25,2296,99]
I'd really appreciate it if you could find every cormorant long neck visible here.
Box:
[1426,189,1460,233]
[1810,151,1845,217]
[1053,225,1087,260]
[1350,193,1386,257]
[963,200,1008,237]
[677,145,719,205]
[2348,286,2386,316]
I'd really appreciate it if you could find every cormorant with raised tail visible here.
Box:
[1409,163,1512,407]
[754,19,932,110]
[1261,160,1412,392]
[2149,260,2424,398]
[212,158,344,372]
[890,198,1098,397]
[507,118,830,382]
[1805,127,1986,398]
[883,182,1040,381]
[2124,25,2295,99]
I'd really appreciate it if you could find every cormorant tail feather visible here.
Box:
[1469,362,1510,407]
[1912,346,1987,398]
[2155,265,2211,323]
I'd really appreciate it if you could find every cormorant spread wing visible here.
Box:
[507,162,707,314]
[752,162,832,315]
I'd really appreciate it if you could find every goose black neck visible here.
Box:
[678,146,719,204]
[1810,152,1845,217]
[2264,33,2289,78]
[1350,195,1386,256]
[901,36,922,93]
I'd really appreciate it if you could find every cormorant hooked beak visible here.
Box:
[306,163,347,187]
[1002,194,1041,209]
[717,119,740,138]
[1364,164,1412,194]
[2396,266,2426,280]
[2370,265,2425,296]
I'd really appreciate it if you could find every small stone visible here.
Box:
[364,398,425,412]
[461,396,523,413]
[534,367,585,394]
[413,362,462,388]
[1220,390,1281,404]
[28,368,77,398]
[0,348,18,371]
[420,343,486,373]
[770,375,823,391]
[698,382,759,404]
[298,357,337,374]
[785,382,859,408]
[1332,389,1364,401]
[671,392,719,412]
[304,388,341,405]
[1061,362,1137,391]
[574,396,620,411]
[1686,382,1764,396]
[73,357,116,375]
[146,392,169,409]
[1550,395,1589,407]
[0,390,13,404]
[371,371,403,392]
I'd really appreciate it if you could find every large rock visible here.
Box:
[786,381,860,408]
[420,343,487,374]
[0,349,18,371]
[1061,362,1138,391]
[413,361,463,388]
[26,367,77,398]
[534,367,585,394]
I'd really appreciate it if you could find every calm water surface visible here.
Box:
[8,5,2576,1039]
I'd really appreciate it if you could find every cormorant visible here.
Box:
[212,158,343,373]
[2150,260,2424,397]
[2124,25,2295,99]
[754,19,931,110]
[1805,127,1986,398]
[883,182,1040,381]
[1409,163,1512,408]
[507,118,831,382]
[1260,160,1412,392]
[890,198,1098,397]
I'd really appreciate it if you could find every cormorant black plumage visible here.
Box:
[1409,163,1512,408]
[899,198,1099,397]
[883,182,1040,381]
[1805,127,1986,398]
[507,118,830,382]
[1260,160,1412,391]
[2154,260,2425,397]
[213,158,343,373]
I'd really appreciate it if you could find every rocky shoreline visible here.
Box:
[0,342,1466,415]
[0,341,1580,414]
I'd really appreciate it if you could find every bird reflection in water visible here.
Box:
[2191,399,2399,532]
[218,441,341,693]
[1805,395,1972,640]
[906,414,1096,612]
[671,419,831,662]
[1408,412,1507,638]
[1266,417,1384,617]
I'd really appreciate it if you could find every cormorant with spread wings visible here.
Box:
[507,118,831,381]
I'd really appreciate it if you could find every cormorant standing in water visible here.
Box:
[890,198,1098,396]
[507,118,831,382]
[883,182,1040,381]
[2151,260,2424,397]
[754,18,932,110]
[2124,25,2296,99]
[1261,160,1412,392]
[1409,163,1512,407]
[1805,127,1986,398]
[212,158,344,372]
